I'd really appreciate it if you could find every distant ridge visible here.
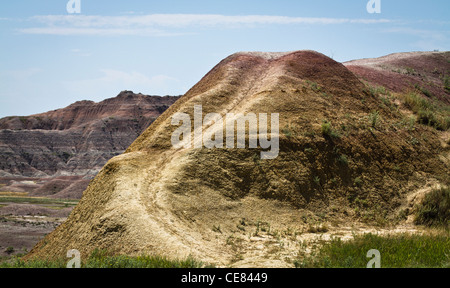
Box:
[0,91,180,198]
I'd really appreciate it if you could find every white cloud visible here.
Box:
[30,14,392,27]
[19,14,392,36]
[70,48,92,57]
[19,27,185,37]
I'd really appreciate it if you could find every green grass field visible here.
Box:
[0,196,78,207]
[295,232,449,268]
[1,249,209,268]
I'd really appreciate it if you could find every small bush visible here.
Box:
[321,121,340,138]
[414,187,450,228]
[369,85,389,96]
[417,109,437,126]
[402,92,449,131]
[304,148,314,154]
[444,75,450,92]
[405,67,417,75]
[321,121,332,136]
[307,81,322,92]
[403,92,432,113]
[313,176,321,186]
[368,111,380,128]
[282,126,293,138]
[415,85,433,98]
[337,154,349,166]
[354,177,363,187]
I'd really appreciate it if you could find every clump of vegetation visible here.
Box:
[313,176,321,187]
[404,91,433,111]
[212,225,222,234]
[282,125,293,138]
[336,154,349,166]
[306,80,322,92]
[414,84,433,98]
[369,85,389,96]
[354,177,363,187]
[414,187,449,228]
[368,111,380,128]
[405,67,418,76]
[444,75,450,92]
[5,247,14,254]
[321,120,340,138]
[294,233,450,268]
[304,147,314,154]
[402,92,450,131]
[321,121,331,135]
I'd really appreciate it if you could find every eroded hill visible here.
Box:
[26,51,449,267]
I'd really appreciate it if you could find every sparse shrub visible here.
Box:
[403,92,432,112]
[282,125,293,138]
[321,121,332,136]
[402,92,449,131]
[403,115,416,131]
[313,176,321,186]
[444,75,450,92]
[304,148,314,154]
[369,85,388,96]
[380,96,391,107]
[309,81,322,92]
[414,187,449,228]
[212,225,222,234]
[408,136,419,146]
[417,109,437,127]
[321,121,340,138]
[368,111,380,128]
[354,177,363,187]
[416,85,433,98]
[337,154,348,166]
[405,67,417,75]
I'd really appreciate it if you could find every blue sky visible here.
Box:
[0,0,449,118]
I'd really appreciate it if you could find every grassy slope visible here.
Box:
[295,232,449,268]
[1,249,208,268]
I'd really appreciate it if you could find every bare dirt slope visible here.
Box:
[26,51,449,267]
